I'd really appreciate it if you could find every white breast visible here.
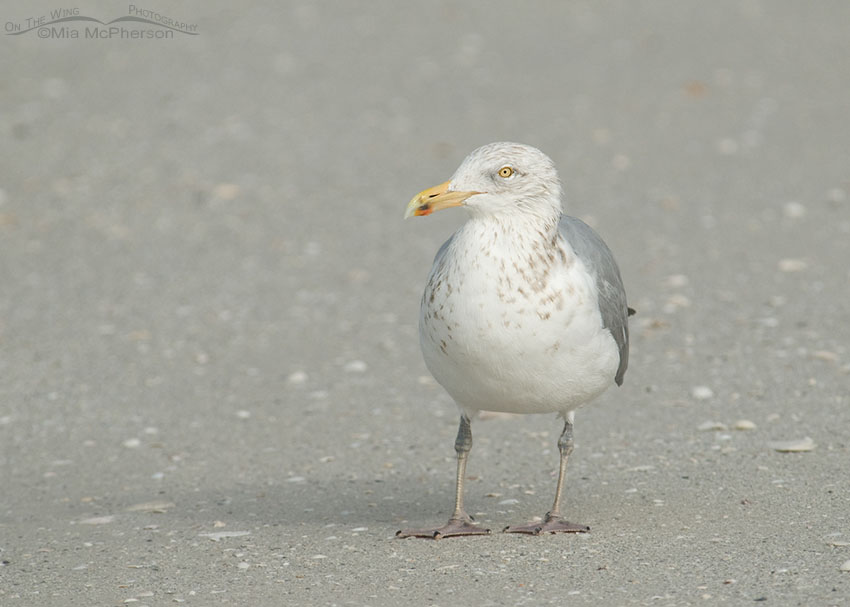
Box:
[419,219,620,416]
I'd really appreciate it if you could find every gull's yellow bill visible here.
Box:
[404,180,481,218]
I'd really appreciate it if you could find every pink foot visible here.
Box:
[503,514,589,535]
[397,515,491,539]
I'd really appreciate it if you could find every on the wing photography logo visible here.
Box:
[5,5,198,39]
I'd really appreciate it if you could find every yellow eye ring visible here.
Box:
[498,166,514,178]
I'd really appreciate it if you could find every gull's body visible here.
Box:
[398,142,631,539]
[421,214,624,417]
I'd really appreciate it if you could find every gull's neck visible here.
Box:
[461,209,561,249]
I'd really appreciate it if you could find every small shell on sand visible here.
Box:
[768,437,816,452]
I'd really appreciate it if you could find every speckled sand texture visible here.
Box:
[1,2,849,605]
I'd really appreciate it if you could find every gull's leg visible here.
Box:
[504,416,590,535]
[397,414,490,539]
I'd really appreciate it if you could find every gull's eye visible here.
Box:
[498,166,514,178]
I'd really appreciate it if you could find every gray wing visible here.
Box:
[559,215,630,386]
[433,234,454,266]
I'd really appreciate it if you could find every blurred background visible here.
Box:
[1,2,848,605]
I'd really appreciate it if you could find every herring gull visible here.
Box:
[397,142,633,539]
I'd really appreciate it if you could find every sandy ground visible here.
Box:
[2,2,849,605]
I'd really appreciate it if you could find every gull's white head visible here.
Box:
[405,142,563,221]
